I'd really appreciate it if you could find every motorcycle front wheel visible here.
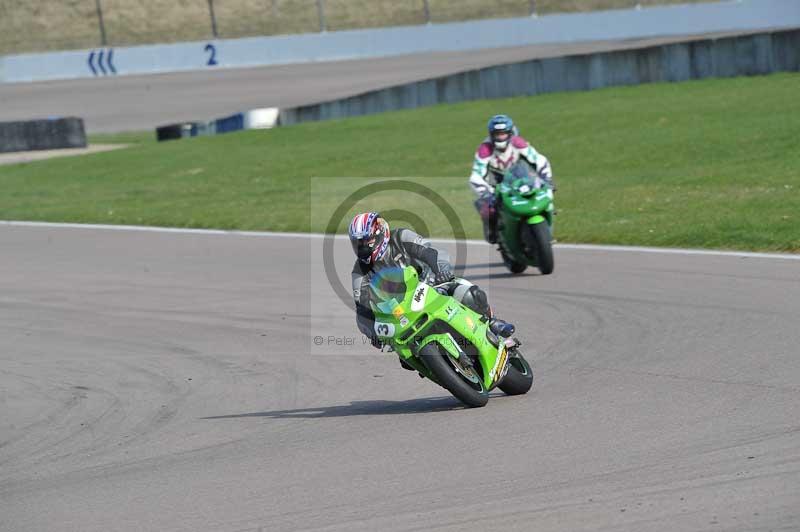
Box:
[498,351,533,395]
[419,343,489,408]
[526,222,554,275]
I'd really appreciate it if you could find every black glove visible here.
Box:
[369,335,384,350]
[434,265,455,285]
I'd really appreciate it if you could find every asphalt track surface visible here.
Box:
[0,31,759,134]
[2,223,799,531]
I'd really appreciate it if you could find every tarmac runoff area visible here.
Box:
[0,30,768,134]
[1,222,799,531]
[0,144,127,166]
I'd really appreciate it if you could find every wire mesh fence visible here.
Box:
[0,0,720,55]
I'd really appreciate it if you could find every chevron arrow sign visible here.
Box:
[88,49,117,76]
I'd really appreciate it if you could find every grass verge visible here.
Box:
[1,72,799,252]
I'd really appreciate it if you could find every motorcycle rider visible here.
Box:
[469,114,555,243]
[349,212,516,359]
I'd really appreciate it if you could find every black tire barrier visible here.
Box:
[213,113,244,134]
[155,122,203,142]
[154,109,281,142]
[0,117,87,154]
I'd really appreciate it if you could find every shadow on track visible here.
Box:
[202,395,507,420]
[459,262,505,271]
[457,261,545,281]
[466,271,541,281]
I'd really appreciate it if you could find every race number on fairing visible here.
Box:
[374,322,396,338]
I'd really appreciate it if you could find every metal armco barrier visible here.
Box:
[277,29,800,125]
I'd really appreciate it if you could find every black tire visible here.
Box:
[498,352,534,396]
[527,223,554,275]
[501,250,527,274]
[418,343,489,408]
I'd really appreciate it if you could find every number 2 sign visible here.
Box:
[205,43,218,66]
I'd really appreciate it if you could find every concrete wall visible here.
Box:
[277,29,800,126]
[2,0,799,83]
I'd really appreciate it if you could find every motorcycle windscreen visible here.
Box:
[508,161,543,193]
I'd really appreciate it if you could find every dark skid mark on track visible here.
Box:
[4,219,800,531]
[632,266,800,284]
[582,365,800,394]
[511,288,795,317]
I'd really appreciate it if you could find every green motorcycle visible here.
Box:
[369,266,533,408]
[494,161,555,275]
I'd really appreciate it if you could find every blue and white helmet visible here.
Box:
[348,212,390,265]
[487,114,516,151]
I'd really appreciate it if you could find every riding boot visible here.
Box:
[482,217,498,244]
[489,318,515,338]
[399,357,415,371]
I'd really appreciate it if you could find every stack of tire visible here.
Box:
[0,117,86,153]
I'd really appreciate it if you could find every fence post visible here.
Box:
[317,0,327,32]
[422,0,431,24]
[95,0,108,46]
[529,0,537,17]
[208,0,219,38]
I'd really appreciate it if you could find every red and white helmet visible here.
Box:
[348,212,390,265]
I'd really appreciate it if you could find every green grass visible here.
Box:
[2,73,799,252]
[1,0,716,55]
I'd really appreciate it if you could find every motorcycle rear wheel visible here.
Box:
[501,249,527,274]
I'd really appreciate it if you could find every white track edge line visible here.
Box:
[1,220,798,261]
